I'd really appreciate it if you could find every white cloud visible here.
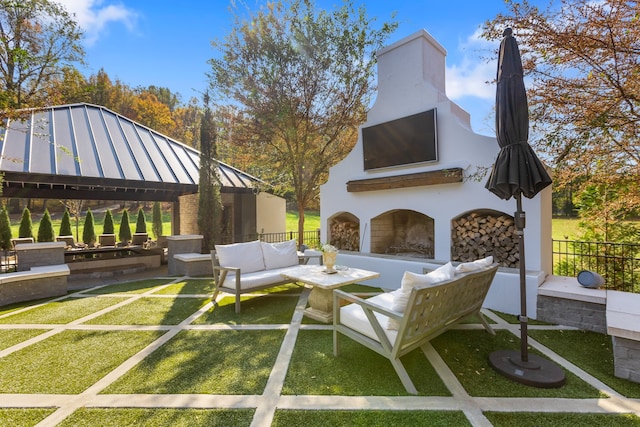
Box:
[56,0,138,46]
[445,28,498,102]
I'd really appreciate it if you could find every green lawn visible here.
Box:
[10,208,585,243]
[1,278,639,426]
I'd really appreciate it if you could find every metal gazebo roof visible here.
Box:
[0,103,262,202]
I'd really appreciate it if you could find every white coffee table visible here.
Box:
[281,265,380,323]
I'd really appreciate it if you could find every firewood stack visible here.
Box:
[451,212,519,268]
[329,219,360,251]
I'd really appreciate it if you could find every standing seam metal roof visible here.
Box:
[0,103,262,201]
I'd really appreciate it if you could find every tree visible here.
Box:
[103,209,115,234]
[82,208,96,246]
[131,91,176,136]
[152,201,163,239]
[18,207,33,238]
[481,0,640,221]
[37,208,54,242]
[59,209,72,236]
[119,209,132,243]
[60,200,84,242]
[0,0,84,109]
[208,0,397,243]
[0,206,12,250]
[135,207,147,234]
[197,93,223,251]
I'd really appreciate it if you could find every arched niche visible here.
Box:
[327,212,360,251]
[451,209,517,267]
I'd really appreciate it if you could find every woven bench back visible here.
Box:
[399,265,499,350]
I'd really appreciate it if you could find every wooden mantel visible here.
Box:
[346,168,463,192]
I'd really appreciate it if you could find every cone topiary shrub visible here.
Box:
[103,209,115,234]
[135,207,147,234]
[18,207,33,239]
[59,209,72,237]
[37,209,55,242]
[82,208,96,246]
[119,209,132,243]
[0,207,13,250]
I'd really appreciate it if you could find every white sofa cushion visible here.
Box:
[455,256,493,274]
[388,262,455,330]
[215,240,265,273]
[220,266,295,291]
[339,292,398,344]
[261,240,299,269]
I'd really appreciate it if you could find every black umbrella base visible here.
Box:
[489,350,566,388]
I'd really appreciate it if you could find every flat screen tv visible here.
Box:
[362,108,438,170]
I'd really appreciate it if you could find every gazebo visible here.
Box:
[0,103,282,238]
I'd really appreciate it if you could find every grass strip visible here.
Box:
[0,329,49,350]
[194,294,298,325]
[431,329,602,398]
[83,297,209,325]
[0,330,163,393]
[0,408,57,427]
[0,296,126,324]
[282,330,450,396]
[102,329,285,395]
[58,408,255,427]
[152,279,214,295]
[490,310,553,325]
[83,279,174,295]
[529,329,640,398]
[272,409,471,426]
[485,411,640,426]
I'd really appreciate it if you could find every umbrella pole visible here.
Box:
[488,192,566,388]
[515,192,529,362]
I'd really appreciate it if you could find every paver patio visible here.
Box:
[0,268,639,426]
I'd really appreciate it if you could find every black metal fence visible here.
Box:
[239,230,322,249]
[552,239,640,293]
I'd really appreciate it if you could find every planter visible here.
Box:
[323,251,337,272]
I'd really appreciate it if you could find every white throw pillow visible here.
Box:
[261,240,299,269]
[387,262,455,330]
[215,240,265,273]
[454,256,494,274]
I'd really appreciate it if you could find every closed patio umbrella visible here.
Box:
[485,28,564,388]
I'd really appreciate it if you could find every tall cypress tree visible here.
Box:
[119,209,132,243]
[82,208,96,246]
[197,93,223,251]
[37,209,55,242]
[0,207,13,250]
[135,207,147,234]
[152,201,163,239]
[103,209,115,234]
[59,209,72,236]
[18,207,33,239]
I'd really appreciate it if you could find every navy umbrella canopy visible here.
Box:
[486,29,564,388]
[485,28,551,199]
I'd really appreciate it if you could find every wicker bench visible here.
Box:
[333,263,499,394]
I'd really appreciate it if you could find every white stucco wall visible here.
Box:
[319,29,552,317]
[256,191,286,234]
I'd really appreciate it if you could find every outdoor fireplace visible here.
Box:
[320,30,551,278]
[371,210,434,258]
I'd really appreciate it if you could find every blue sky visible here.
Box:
[56,0,543,137]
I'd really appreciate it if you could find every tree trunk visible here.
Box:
[297,201,306,247]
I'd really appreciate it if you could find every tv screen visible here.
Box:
[362,108,438,170]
